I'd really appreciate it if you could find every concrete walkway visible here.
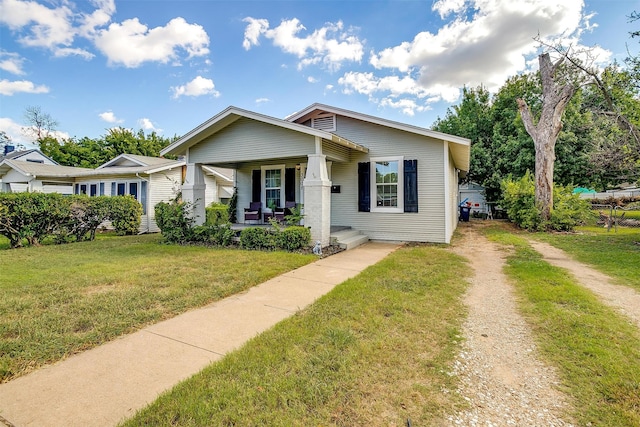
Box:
[0,242,399,427]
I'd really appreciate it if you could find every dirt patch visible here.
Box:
[446,222,574,426]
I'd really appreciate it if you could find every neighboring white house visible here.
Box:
[0,159,91,194]
[71,154,186,233]
[0,152,236,233]
[161,103,471,245]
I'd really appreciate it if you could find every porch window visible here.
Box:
[262,165,285,209]
[370,157,403,213]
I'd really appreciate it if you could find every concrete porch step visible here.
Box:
[330,228,369,250]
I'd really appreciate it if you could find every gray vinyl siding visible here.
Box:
[446,147,459,243]
[329,116,448,243]
[189,117,316,164]
[321,140,350,162]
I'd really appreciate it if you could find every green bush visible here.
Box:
[205,203,229,225]
[276,226,311,251]
[108,195,143,235]
[0,193,143,248]
[240,225,311,251]
[501,172,544,231]
[155,200,194,244]
[500,172,590,232]
[0,192,71,247]
[240,227,277,250]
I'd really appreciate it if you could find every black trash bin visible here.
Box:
[459,206,471,222]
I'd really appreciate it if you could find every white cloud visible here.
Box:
[171,75,219,99]
[255,97,270,104]
[0,116,30,146]
[0,51,25,75]
[379,98,430,116]
[432,0,467,19]
[370,0,587,91]
[307,76,319,83]
[94,17,210,68]
[0,0,75,49]
[242,17,363,71]
[137,118,161,132]
[98,110,123,123]
[0,79,49,95]
[344,0,600,115]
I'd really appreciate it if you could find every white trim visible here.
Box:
[370,156,404,213]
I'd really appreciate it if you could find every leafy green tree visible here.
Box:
[39,129,177,168]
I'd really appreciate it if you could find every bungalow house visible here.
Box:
[0,152,234,233]
[161,103,470,246]
[70,154,186,233]
[0,147,81,194]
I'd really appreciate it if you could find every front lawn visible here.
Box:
[0,233,315,382]
[122,245,471,426]
[485,226,640,426]
[534,226,640,290]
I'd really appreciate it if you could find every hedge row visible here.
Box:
[155,199,311,251]
[0,193,142,248]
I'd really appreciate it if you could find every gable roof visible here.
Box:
[160,106,368,157]
[287,103,471,172]
[97,153,180,169]
[0,148,59,165]
[0,159,91,178]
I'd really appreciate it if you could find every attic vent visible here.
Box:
[311,115,336,132]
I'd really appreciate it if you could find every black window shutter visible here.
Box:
[251,169,261,202]
[285,168,296,202]
[358,162,370,212]
[404,159,418,212]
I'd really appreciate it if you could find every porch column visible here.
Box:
[182,163,206,225]
[303,153,331,247]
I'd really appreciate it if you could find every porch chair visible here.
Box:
[244,201,262,223]
[274,201,297,222]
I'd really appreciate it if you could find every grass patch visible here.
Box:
[0,233,315,382]
[534,226,640,291]
[122,245,471,426]
[485,227,640,426]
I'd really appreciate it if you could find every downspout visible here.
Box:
[136,173,151,234]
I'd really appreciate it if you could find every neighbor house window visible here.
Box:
[370,157,403,213]
[262,165,285,209]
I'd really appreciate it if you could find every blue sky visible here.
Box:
[0,0,637,148]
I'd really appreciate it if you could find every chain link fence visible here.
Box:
[591,202,640,231]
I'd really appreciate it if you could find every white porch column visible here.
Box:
[303,152,331,247]
[182,163,206,225]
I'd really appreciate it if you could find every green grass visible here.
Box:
[484,226,640,426]
[122,245,471,426]
[534,226,640,290]
[0,233,315,382]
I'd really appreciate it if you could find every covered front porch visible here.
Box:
[167,107,368,247]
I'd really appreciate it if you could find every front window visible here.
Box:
[262,165,284,209]
[370,157,403,213]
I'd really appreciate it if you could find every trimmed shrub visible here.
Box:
[205,203,229,225]
[0,192,71,247]
[0,193,143,248]
[276,226,311,251]
[240,227,277,250]
[108,195,142,235]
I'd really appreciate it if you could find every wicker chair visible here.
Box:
[244,201,262,223]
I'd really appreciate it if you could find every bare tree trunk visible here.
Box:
[517,53,576,222]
